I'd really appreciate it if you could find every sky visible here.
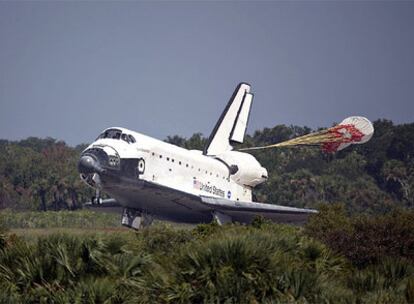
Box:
[0,1,413,146]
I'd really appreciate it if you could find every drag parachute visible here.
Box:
[239,116,374,153]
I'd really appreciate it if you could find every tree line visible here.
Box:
[0,119,413,213]
[0,137,91,210]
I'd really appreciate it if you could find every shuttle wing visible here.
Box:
[204,83,253,155]
[200,196,317,224]
[80,182,316,225]
[140,181,317,224]
[139,181,317,225]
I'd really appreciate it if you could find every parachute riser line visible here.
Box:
[237,117,374,153]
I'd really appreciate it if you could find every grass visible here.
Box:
[1,209,414,303]
[0,209,121,229]
[10,227,131,239]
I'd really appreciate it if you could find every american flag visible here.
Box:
[193,179,202,190]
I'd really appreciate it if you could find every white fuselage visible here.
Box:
[84,127,261,204]
[78,83,319,228]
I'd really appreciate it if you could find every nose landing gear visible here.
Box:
[91,187,102,205]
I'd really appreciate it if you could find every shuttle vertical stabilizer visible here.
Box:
[203,83,253,155]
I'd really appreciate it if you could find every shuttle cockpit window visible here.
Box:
[108,129,122,139]
[121,133,129,143]
[128,135,136,143]
[96,129,122,140]
[121,134,136,144]
[96,129,136,144]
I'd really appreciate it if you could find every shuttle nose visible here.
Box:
[78,155,105,174]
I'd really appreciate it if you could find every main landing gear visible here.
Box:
[121,208,154,230]
[212,211,232,225]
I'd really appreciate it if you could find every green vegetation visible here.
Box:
[0,210,121,229]
[306,204,414,267]
[0,119,413,302]
[1,209,414,303]
[0,137,91,211]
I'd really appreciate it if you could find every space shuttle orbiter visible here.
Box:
[78,83,372,229]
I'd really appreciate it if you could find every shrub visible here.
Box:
[305,204,414,267]
[136,223,194,255]
[1,221,414,303]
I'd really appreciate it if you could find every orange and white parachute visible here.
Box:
[239,116,374,153]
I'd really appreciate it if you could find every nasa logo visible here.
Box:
[227,191,231,199]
